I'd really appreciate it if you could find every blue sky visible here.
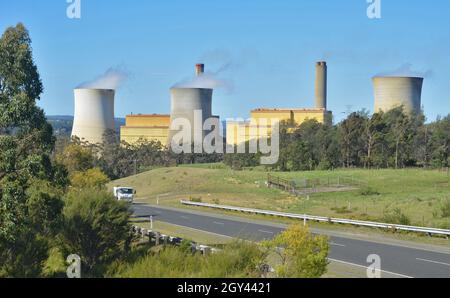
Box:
[1,0,449,122]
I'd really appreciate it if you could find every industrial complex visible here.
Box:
[226,61,332,145]
[71,62,425,148]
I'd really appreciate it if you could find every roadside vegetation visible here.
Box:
[109,224,328,278]
[111,165,450,229]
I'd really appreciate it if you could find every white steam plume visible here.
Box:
[172,70,233,92]
[172,49,249,93]
[77,68,128,90]
[376,63,433,78]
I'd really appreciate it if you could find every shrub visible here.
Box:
[110,240,264,278]
[360,187,380,196]
[381,208,411,225]
[70,168,110,190]
[189,196,202,203]
[331,206,352,214]
[59,189,133,276]
[440,199,450,218]
[261,224,329,278]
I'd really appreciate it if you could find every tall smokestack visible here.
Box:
[315,61,327,110]
[196,64,205,76]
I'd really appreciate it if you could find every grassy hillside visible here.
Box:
[109,164,450,229]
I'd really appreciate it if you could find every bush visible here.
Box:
[56,143,94,173]
[110,240,264,278]
[360,187,380,196]
[381,208,411,225]
[59,189,133,276]
[189,196,202,203]
[262,224,329,278]
[440,199,450,218]
[70,168,110,190]
[331,206,352,214]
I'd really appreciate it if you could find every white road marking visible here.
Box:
[258,230,274,234]
[214,221,225,225]
[328,258,413,278]
[180,216,189,219]
[330,242,346,247]
[416,258,450,267]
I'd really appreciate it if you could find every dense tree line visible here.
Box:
[225,109,450,171]
[55,131,224,180]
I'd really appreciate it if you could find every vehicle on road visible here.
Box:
[113,187,136,203]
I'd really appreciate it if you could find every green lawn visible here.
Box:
[109,164,450,229]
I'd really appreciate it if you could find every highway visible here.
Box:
[133,203,450,278]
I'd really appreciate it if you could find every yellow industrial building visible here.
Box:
[120,114,170,146]
[119,61,332,148]
[226,108,332,145]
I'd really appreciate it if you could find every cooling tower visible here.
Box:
[169,88,213,143]
[373,77,423,115]
[71,88,115,144]
[315,61,327,110]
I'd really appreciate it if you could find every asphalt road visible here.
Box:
[133,203,450,278]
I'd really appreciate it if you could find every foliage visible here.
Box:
[110,240,266,278]
[59,189,133,276]
[70,168,110,190]
[440,198,450,218]
[56,142,94,173]
[0,23,66,277]
[381,207,411,225]
[189,196,202,203]
[224,108,449,171]
[360,186,381,196]
[262,224,329,278]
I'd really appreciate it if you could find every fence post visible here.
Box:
[155,232,160,246]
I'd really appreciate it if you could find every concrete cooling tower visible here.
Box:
[71,88,115,144]
[315,61,327,110]
[373,77,423,115]
[169,87,213,143]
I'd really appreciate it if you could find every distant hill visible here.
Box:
[46,115,126,137]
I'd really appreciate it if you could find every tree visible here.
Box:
[56,141,95,173]
[430,115,450,167]
[262,224,329,278]
[364,112,386,168]
[338,112,368,168]
[0,23,66,277]
[383,107,415,168]
[70,168,110,190]
[59,189,133,276]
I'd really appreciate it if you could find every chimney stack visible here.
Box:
[315,61,327,110]
[196,63,205,76]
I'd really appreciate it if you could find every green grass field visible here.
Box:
[109,164,450,229]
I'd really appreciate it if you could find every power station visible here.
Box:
[71,88,115,144]
[373,76,424,115]
[226,61,332,145]
[72,61,428,148]
[121,64,218,147]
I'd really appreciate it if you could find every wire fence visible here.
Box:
[267,174,367,196]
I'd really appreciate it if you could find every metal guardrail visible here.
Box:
[180,200,450,238]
